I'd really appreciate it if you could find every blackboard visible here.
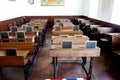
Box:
[62,41,72,48]
[86,41,96,48]
[5,48,17,56]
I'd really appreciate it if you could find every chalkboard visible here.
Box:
[11,27,17,32]
[26,27,32,32]
[62,41,72,48]
[0,32,9,42]
[86,41,96,48]
[55,26,61,31]
[73,26,79,31]
[60,35,68,38]
[0,32,9,38]
[5,48,17,56]
[75,35,82,38]
[34,25,39,29]
[16,32,25,42]
[64,19,70,22]
[56,20,60,22]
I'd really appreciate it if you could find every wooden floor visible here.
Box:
[0,28,120,80]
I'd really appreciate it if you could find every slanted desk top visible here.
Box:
[49,47,100,57]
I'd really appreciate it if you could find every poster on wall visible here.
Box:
[41,0,64,6]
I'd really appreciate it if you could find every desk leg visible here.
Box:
[0,66,2,78]
[24,62,31,80]
[0,66,2,73]
[53,57,58,78]
[88,57,94,80]
[82,57,94,80]
[82,57,87,65]
[0,66,3,79]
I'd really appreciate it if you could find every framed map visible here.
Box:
[41,0,64,6]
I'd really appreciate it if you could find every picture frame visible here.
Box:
[41,0,65,6]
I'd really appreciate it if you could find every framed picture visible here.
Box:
[41,0,65,6]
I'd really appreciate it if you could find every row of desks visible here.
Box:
[0,19,48,80]
[50,19,101,80]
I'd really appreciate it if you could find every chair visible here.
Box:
[11,27,18,32]
[25,26,32,32]
[0,32,9,42]
[16,32,25,42]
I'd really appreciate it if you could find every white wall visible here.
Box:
[97,0,114,21]
[82,0,90,16]
[0,0,83,21]
[111,0,120,24]
[89,0,99,18]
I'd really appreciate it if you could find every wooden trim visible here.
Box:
[0,15,120,32]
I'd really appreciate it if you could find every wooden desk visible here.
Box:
[0,50,31,80]
[0,50,29,66]
[49,48,100,80]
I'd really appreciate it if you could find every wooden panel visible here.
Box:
[24,16,80,28]
[0,42,35,55]
[0,17,24,31]
[0,50,29,66]
[0,15,120,32]
[49,47,100,57]
[52,30,83,36]
[52,36,89,45]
